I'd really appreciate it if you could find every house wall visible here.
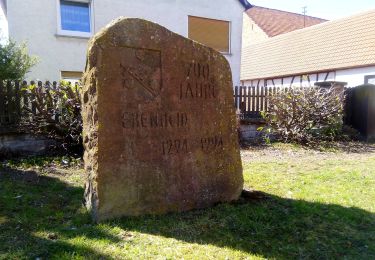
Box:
[7,0,244,85]
[241,14,269,48]
[241,71,335,87]
[335,66,375,87]
[241,66,375,87]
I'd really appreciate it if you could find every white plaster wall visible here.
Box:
[335,66,375,87]
[242,72,336,88]
[241,14,269,48]
[7,0,244,84]
[8,0,86,81]
[242,66,375,88]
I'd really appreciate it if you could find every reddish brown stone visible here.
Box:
[82,18,243,222]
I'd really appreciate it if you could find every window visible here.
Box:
[188,16,231,54]
[61,71,83,84]
[58,0,92,37]
[364,75,375,85]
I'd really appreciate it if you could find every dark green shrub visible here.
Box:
[0,40,38,80]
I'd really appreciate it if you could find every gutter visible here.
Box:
[0,0,6,18]
[238,0,253,10]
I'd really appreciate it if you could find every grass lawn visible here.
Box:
[1,143,374,259]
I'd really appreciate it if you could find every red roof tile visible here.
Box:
[246,6,327,37]
[241,10,375,80]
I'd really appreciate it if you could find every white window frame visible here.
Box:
[365,75,375,84]
[61,71,83,85]
[56,0,94,38]
[187,15,232,55]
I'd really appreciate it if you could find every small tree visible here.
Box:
[0,39,38,80]
[262,86,345,144]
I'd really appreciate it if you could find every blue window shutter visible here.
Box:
[60,0,91,32]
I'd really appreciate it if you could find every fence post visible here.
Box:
[0,81,4,125]
[255,85,259,112]
[29,81,37,114]
[22,81,29,115]
[251,86,254,113]
[6,81,13,124]
[239,86,243,112]
[265,86,268,111]
[234,86,238,110]
[260,85,264,112]
[14,81,21,124]
[246,86,251,112]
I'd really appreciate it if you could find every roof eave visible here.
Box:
[238,0,253,10]
[241,63,375,82]
[0,0,6,18]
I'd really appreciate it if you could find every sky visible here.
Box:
[249,0,375,20]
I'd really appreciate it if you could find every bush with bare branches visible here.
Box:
[21,81,82,154]
[262,87,345,144]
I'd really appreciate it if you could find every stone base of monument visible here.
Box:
[82,17,244,222]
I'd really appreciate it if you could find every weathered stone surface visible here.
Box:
[82,18,243,222]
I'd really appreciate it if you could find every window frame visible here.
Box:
[364,75,375,84]
[56,0,93,38]
[187,15,232,55]
[61,71,83,85]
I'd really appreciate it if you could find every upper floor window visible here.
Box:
[188,16,231,54]
[365,75,375,85]
[61,71,83,83]
[57,0,92,37]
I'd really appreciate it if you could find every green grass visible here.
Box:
[1,144,375,259]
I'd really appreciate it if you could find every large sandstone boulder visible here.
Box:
[82,18,243,222]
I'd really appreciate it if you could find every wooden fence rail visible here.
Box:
[1,83,290,127]
[0,81,26,126]
[1,82,349,128]
[0,80,75,129]
[234,85,283,120]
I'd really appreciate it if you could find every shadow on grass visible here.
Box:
[329,141,375,153]
[1,167,374,259]
[0,167,116,259]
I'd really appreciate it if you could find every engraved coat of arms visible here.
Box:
[120,47,162,100]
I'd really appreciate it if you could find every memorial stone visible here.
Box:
[82,18,243,221]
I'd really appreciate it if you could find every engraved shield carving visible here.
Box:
[120,47,162,101]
